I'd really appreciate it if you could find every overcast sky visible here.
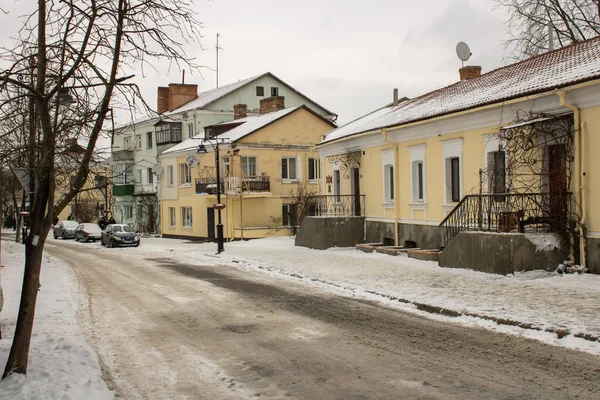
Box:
[1,0,511,126]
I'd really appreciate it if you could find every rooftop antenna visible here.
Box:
[456,42,472,67]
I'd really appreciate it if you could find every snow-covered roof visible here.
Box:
[322,36,600,144]
[162,106,303,155]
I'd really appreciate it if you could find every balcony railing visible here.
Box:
[196,176,271,194]
[112,149,134,162]
[156,123,182,145]
[439,192,571,247]
[304,195,365,217]
[113,176,135,185]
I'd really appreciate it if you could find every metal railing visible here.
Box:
[195,178,222,194]
[439,192,570,247]
[304,195,365,217]
[113,176,135,185]
[196,176,271,194]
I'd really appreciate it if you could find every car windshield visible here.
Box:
[112,226,122,232]
[63,221,79,229]
[122,225,134,233]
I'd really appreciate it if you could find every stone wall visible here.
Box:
[295,216,365,250]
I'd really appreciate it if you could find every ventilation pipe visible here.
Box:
[557,89,586,268]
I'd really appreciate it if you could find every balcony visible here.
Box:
[112,176,135,197]
[156,122,182,145]
[195,176,271,194]
[112,149,134,162]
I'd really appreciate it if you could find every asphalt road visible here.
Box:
[43,239,600,400]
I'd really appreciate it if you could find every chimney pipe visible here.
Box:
[234,104,248,120]
[459,66,482,81]
[393,88,399,107]
[548,22,554,51]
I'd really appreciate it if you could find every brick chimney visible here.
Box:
[234,104,248,120]
[157,83,198,114]
[259,96,285,114]
[459,66,482,80]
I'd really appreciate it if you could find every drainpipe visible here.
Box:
[382,129,400,246]
[557,89,586,268]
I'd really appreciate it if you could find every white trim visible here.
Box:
[397,218,441,226]
[365,217,396,223]
[409,144,426,204]
[587,231,600,239]
[381,149,395,204]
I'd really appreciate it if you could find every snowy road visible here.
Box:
[42,239,600,400]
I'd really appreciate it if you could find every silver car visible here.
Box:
[53,220,80,239]
[74,223,103,242]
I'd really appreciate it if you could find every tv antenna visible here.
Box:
[456,42,472,67]
[216,33,224,88]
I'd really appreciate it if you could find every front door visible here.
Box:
[548,144,567,228]
[207,207,215,239]
[351,167,361,216]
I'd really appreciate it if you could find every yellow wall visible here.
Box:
[160,108,333,239]
[582,106,600,237]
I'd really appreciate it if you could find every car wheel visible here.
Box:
[134,242,140,247]
[84,236,89,243]
[62,233,66,240]
[108,239,115,248]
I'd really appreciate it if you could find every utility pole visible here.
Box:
[216,33,221,88]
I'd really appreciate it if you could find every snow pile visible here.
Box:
[0,240,113,399]
[556,259,588,275]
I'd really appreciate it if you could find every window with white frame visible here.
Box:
[308,158,319,181]
[136,134,142,150]
[137,169,143,184]
[442,138,463,203]
[222,157,231,177]
[181,207,192,227]
[409,144,426,203]
[188,124,194,139]
[146,132,153,148]
[241,156,257,176]
[169,207,176,227]
[167,165,174,186]
[382,150,395,204]
[179,163,191,185]
[281,157,297,180]
[147,168,154,184]
[124,137,131,150]
[333,169,341,202]
[123,204,133,219]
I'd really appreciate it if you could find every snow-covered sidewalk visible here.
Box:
[0,239,113,399]
[135,236,600,355]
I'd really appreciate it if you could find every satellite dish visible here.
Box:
[186,155,199,168]
[151,164,163,176]
[456,42,472,62]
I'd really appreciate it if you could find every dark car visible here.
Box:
[53,220,80,239]
[101,224,140,248]
[75,223,103,242]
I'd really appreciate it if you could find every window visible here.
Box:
[415,162,424,201]
[488,150,506,194]
[147,168,154,184]
[281,157,297,180]
[382,149,395,204]
[241,156,257,177]
[136,134,142,150]
[256,86,264,96]
[169,207,176,227]
[222,157,231,177]
[179,164,191,185]
[308,158,319,181]
[188,124,194,139]
[167,165,174,186]
[333,169,341,202]
[124,204,133,219]
[181,207,192,227]
[94,176,107,189]
[442,138,463,204]
[409,145,426,203]
[124,137,131,150]
[137,169,142,184]
[450,157,460,202]
[384,165,394,202]
[282,204,297,226]
[146,132,153,148]
[271,87,279,96]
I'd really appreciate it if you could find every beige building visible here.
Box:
[159,97,335,240]
[314,37,600,274]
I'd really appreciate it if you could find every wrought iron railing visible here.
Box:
[305,195,365,217]
[439,192,570,247]
[195,178,222,194]
[196,176,271,194]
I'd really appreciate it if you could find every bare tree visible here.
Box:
[494,0,600,59]
[0,0,202,377]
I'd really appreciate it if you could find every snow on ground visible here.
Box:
[0,239,113,400]
[129,236,600,355]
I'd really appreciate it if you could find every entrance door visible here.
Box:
[548,144,567,227]
[351,167,361,216]
[207,208,215,239]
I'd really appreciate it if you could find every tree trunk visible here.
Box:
[2,237,45,377]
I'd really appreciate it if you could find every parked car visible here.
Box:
[74,223,103,242]
[53,220,80,239]
[101,224,140,248]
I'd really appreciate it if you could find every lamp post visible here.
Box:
[197,138,227,253]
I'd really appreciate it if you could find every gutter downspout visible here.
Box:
[382,129,400,246]
[557,89,586,268]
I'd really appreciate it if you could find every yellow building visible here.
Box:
[315,37,600,274]
[158,97,335,240]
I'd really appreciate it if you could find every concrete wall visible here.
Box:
[365,220,442,249]
[296,216,365,250]
[439,231,569,275]
[586,237,600,274]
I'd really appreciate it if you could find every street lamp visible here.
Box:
[197,138,228,253]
